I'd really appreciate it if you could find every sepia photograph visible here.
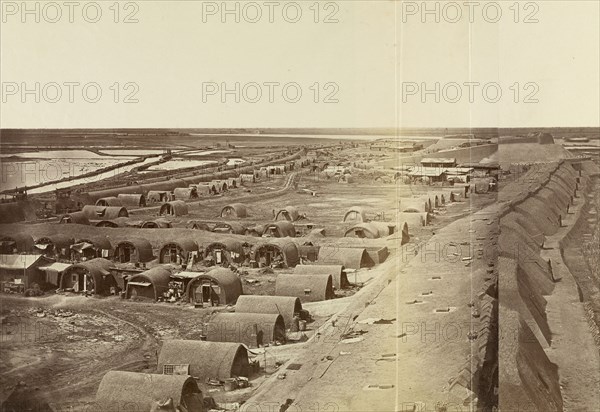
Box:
[0,1,599,411]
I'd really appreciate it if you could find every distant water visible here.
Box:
[0,150,156,193]
[0,150,132,159]
[99,149,166,156]
[143,159,218,172]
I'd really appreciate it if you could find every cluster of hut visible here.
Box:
[0,188,466,299]
[94,293,311,410]
[0,226,371,301]
[70,162,296,209]
[93,291,313,411]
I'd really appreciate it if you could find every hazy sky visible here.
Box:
[1,1,598,128]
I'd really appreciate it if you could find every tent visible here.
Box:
[0,233,35,254]
[275,274,334,302]
[262,221,296,237]
[343,206,368,223]
[82,205,128,220]
[293,264,348,289]
[95,371,203,412]
[126,266,172,301]
[221,203,248,219]
[159,239,198,264]
[33,234,74,259]
[317,246,374,269]
[70,237,112,260]
[59,211,90,225]
[400,197,430,213]
[344,222,395,239]
[275,206,300,222]
[157,340,249,380]
[159,200,189,217]
[173,187,198,200]
[185,268,243,306]
[117,193,146,208]
[147,190,170,203]
[253,241,299,268]
[213,222,245,235]
[95,197,122,207]
[59,258,116,295]
[235,295,305,329]
[140,219,172,229]
[206,313,286,348]
[203,240,245,266]
[113,238,154,263]
[186,220,211,231]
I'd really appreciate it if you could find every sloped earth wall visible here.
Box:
[498,159,598,411]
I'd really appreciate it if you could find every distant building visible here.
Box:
[420,158,457,168]
[407,167,448,183]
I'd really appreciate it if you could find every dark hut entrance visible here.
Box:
[192,280,220,307]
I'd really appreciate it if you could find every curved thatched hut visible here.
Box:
[95,371,203,412]
[159,239,198,264]
[196,183,218,196]
[317,246,374,269]
[33,234,74,258]
[240,173,255,184]
[213,222,245,235]
[95,197,122,207]
[262,221,296,237]
[275,206,300,222]
[0,233,35,254]
[293,264,348,289]
[174,187,198,200]
[185,268,243,306]
[126,266,172,300]
[140,219,172,229]
[343,206,368,223]
[59,258,115,294]
[113,238,154,263]
[203,240,245,266]
[400,197,430,213]
[275,274,334,302]
[94,217,136,228]
[157,340,249,380]
[117,193,146,208]
[159,200,189,217]
[81,184,144,204]
[82,205,128,220]
[187,220,211,231]
[70,237,113,260]
[226,178,238,189]
[245,224,265,237]
[147,190,170,204]
[59,211,90,225]
[343,222,393,239]
[235,295,304,329]
[144,179,185,193]
[253,241,299,268]
[206,313,286,348]
[210,180,228,192]
[221,203,248,219]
